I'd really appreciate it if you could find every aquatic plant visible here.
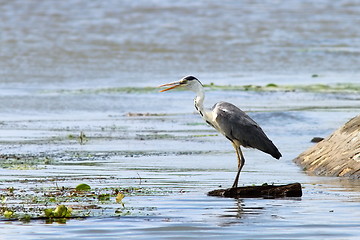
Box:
[0,183,164,222]
[45,82,360,95]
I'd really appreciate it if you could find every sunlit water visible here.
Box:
[1,0,360,239]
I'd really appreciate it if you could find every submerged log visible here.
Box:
[294,115,360,178]
[208,183,302,198]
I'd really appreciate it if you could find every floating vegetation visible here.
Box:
[126,112,167,117]
[190,134,218,138]
[115,193,125,207]
[185,122,206,126]
[266,83,278,87]
[136,133,175,140]
[44,205,72,218]
[44,82,360,95]
[66,132,89,145]
[203,82,360,93]
[78,131,88,145]
[0,154,54,170]
[0,184,165,222]
[75,183,91,191]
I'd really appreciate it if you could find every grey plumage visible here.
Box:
[213,102,282,159]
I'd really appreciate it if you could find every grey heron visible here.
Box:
[159,75,282,188]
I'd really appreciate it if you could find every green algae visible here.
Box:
[190,134,219,138]
[0,155,54,170]
[45,82,359,95]
[203,82,360,93]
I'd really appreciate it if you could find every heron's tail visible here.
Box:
[264,141,282,159]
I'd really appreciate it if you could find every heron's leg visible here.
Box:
[232,145,245,188]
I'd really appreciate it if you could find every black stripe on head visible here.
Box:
[181,75,203,86]
[183,76,198,81]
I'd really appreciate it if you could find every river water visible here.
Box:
[1,0,360,239]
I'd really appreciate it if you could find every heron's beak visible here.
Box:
[158,81,182,92]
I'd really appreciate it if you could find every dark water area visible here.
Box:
[1,0,360,239]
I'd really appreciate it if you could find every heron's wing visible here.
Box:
[213,102,281,159]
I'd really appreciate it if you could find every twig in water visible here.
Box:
[137,173,142,185]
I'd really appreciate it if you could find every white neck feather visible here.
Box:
[193,87,213,124]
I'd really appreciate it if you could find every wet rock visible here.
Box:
[311,137,324,143]
[294,115,360,178]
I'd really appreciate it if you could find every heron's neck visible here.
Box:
[193,88,211,121]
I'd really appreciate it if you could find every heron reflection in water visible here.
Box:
[159,76,281,188]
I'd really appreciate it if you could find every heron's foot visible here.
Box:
[231,181,238,189]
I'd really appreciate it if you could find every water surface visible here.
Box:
[1,0,360,239]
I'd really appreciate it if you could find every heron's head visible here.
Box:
[159,75,203,92]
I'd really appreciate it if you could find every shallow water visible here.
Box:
[1,89,360,239]
[1,0,360,239]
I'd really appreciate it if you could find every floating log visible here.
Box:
[208,183,302,198]
[294,115,360,178]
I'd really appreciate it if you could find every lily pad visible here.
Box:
[75,183,91,191]
[44,205,72,218]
